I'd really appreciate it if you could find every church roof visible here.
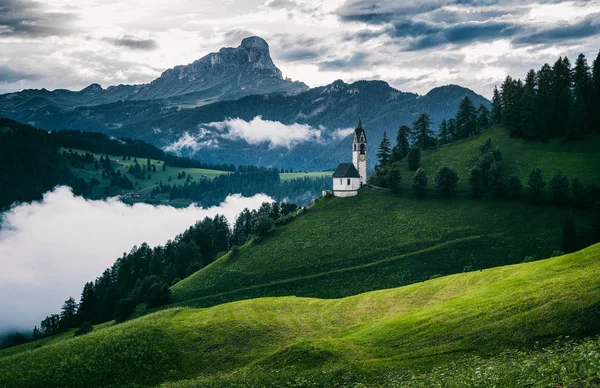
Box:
[332,163,361,178]
[354,119,367,143]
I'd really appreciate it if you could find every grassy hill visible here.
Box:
[1,244,599,387]
[398,126,600,190]
[170,189,594,308]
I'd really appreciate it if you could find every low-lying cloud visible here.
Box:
[210,116,322,149]
[0,186,271,333]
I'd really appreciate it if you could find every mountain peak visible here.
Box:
[240,36,269,51]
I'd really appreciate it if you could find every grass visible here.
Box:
[1,244,599,387]
[280,171,333,181]
[171,189,593,307]
[397,126,600,190]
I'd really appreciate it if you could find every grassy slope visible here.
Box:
[171,189,592,307]
[399,126,600,190]
[1,244,599,387]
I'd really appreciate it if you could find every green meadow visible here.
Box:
[171,189,593,307]
[280,171,333,181]
[1,244,599,387]
[397,126,600,190]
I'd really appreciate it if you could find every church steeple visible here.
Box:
[352,119,367,185]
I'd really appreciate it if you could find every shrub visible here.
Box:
[74,321,93,337]
[528,168,546,204]
[114,297,137,323]
[522,256,536,263]
[550,171,570,206]
[407,148,421,170]
[387,167,402,193]
[571,177,586,207]
[488,161,507,197]
[435,166,459,196]
[411,168,428,197]
[469,167,486,198]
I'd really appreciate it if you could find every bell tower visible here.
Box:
[352,119,367,185]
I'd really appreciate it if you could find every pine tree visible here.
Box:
[571,53,592,138]
[455,96,477,139]
[536,63,554,141]
[500,76,523,136]
[412,113,436,149]
[435,166,459,196]
[60,297,79,329]
[491,86,502,124]
[551,56,572,138]
[549,170,570,206]
[77,282,97,324]
[391,125,410,162]
[376,131,392,169]
[476,104,491,133]
[438,119,451,145]
[520,69,538,139]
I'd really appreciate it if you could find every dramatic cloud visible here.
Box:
[1,0,599,97]
[104,36,159,50]
[210,116,322,148]
[0,187,271,333]
[164,130,220,154]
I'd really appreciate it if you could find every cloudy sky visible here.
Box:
[1,0,599,97]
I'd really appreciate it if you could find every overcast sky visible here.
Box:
[1,0,599,97]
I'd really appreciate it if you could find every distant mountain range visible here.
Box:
[0,36,489,170]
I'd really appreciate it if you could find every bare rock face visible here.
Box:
[0,36,308,109]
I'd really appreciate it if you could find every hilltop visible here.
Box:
[1,243,599,387]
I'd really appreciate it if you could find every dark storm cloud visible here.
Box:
[105,36,158,50]
[337,0,600,51]
[0,0,78,37]
[0,66,38,83]
[514,13,600,44]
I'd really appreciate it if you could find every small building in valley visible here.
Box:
[332,120,368,197]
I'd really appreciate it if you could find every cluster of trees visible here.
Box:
[128,158,157,180]
[439,97,491,144]
[31,200,299,340]
[163,167,329,206]
[492,51,600,140]
[0,118,73,208]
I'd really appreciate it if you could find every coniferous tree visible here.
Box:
[60,297,78,329]
[455,96,477,139]
[536,63,554,141]
[77,282,96,324]
[412,113,436,149]
[376,131,392,170]
[407,147,421,170]
[491,86,502,124]
[551,56,572,138]
[438,119,451,145]
[388,167,402,194]
[571,53,592,138]
[391,125,410,162]
[560,214,578,254]
[500,76,523,136]
[476,104,491,134]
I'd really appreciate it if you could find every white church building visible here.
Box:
[332,120,368,197]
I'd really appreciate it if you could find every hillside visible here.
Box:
[169,188,594,308]
[398,126,600,189]
[1,244,599,387]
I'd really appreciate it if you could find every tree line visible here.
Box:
[492,50,600,140]
[162,166,329,206]
[26,200,299,342]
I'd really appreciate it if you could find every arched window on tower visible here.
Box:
[354,144,357,151]
[360,144,366,154]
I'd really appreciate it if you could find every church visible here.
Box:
[332,120,367,197]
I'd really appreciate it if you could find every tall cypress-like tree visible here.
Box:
[60,297,79,329]
[455,96,477,139]
[391,125,410,162]
[572,53,592,138]
[491,86,502,124]
[77,282,97,324]
[376,131,392,169]
[412,113,436,150]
